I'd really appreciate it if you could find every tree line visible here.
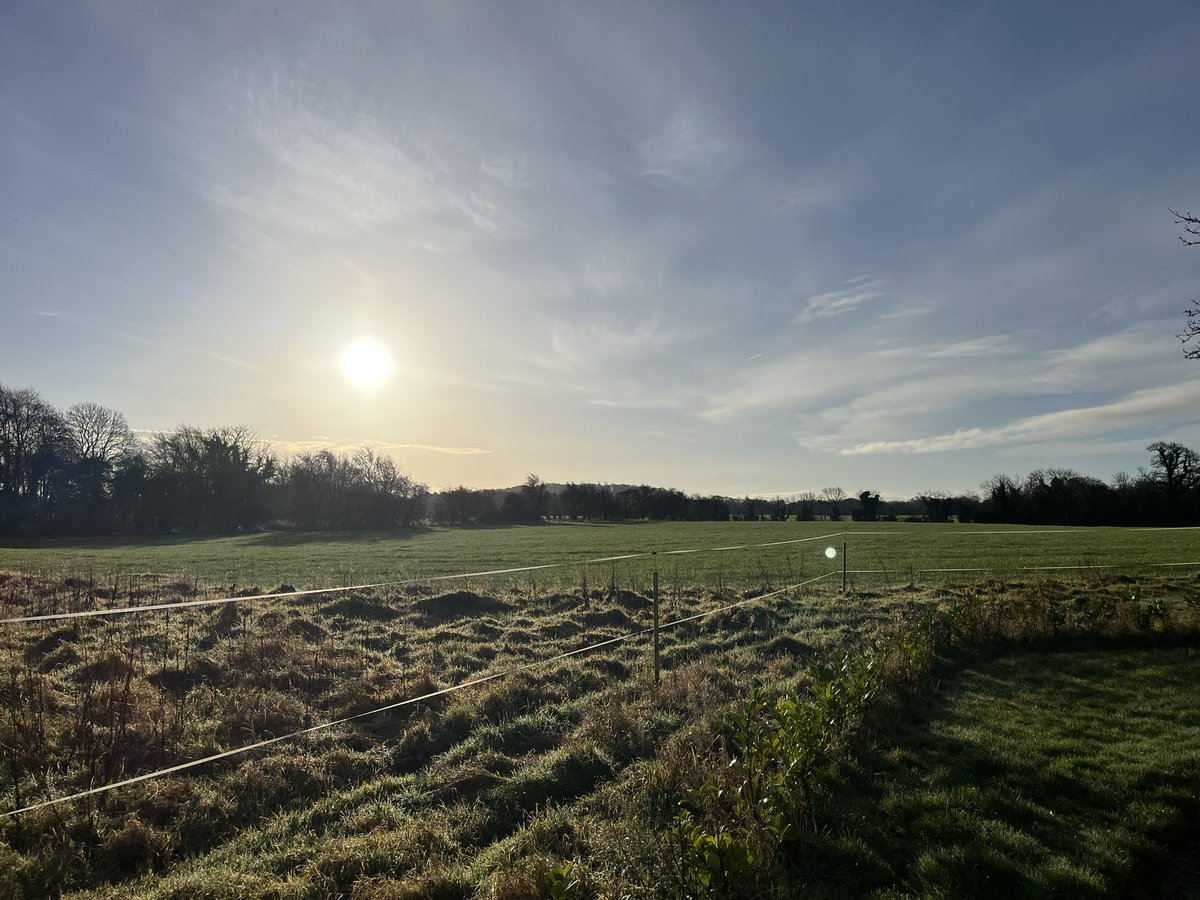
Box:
[0,385,427,535]
[2,382,1198,535]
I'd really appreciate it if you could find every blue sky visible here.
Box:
[3,1,1199,498]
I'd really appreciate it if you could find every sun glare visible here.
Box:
[341,338,391,387]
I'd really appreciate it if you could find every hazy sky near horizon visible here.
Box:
[3,1,1199,498]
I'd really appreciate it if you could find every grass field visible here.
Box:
[804,646,1200,898]
[2,525,1199,897]
[2,521,1198,596]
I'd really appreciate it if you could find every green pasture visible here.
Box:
[2,521,1198,593]
[806,646,1200,898]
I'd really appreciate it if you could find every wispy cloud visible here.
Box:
[996,438,1153,459]
[190,62,524,247]
[387,443,491,455]
[701,321,1190,459]
[840,381,1200,455]
[770,180,839,215]
[545,309,707,375]
[925,333,1016,359]
[879,306,935,320]
[794,277,887,324]
[33,311,266,373]
[128,430,492,457]
[269,437,492,457]
[642,427,701,443]
[639,101,734,189]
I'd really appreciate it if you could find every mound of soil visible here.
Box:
[706,604,783,631]
[611,590,651,610]
[577,608,634,630]
[537,621,583,640]
[321,594,400,620]
[581,656,629,679]
[766,634,814,658]
[76,652,134,682]
[149,656,223,693]
[541,593,587,611]
[288,618,326,641]
[29,626,78,658]
[414,590,512,622]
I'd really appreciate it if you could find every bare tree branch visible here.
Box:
[1181,298,1200,360]
[1169,207,1200,245]
[1173,207,1200,359]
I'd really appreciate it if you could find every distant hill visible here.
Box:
[495,482,639,496]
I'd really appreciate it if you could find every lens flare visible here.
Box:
[825,547,837,559]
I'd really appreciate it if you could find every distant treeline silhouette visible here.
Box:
[1,383,1197,535]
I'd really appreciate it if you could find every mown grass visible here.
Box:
[1,521,1198,594]
[801,646,1200,899]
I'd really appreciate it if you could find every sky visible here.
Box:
[3,1,1199,499]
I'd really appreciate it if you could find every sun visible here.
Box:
[341,338,391,387]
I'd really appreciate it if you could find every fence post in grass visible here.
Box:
[652,561,660,685]
[842,541,848,593]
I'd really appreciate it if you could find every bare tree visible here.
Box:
[819,486,847,521]
[1146,441,1198,494]
[66,402,134,466]
[521,473,549,520]
[1171,208,1200,358]
[0,385,73,525]
[1110,470,1135,491]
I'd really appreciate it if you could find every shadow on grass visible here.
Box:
[0,532,238,551]
[800,645,1200,899]
[0,528,438,552]
[240,526,434,547]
